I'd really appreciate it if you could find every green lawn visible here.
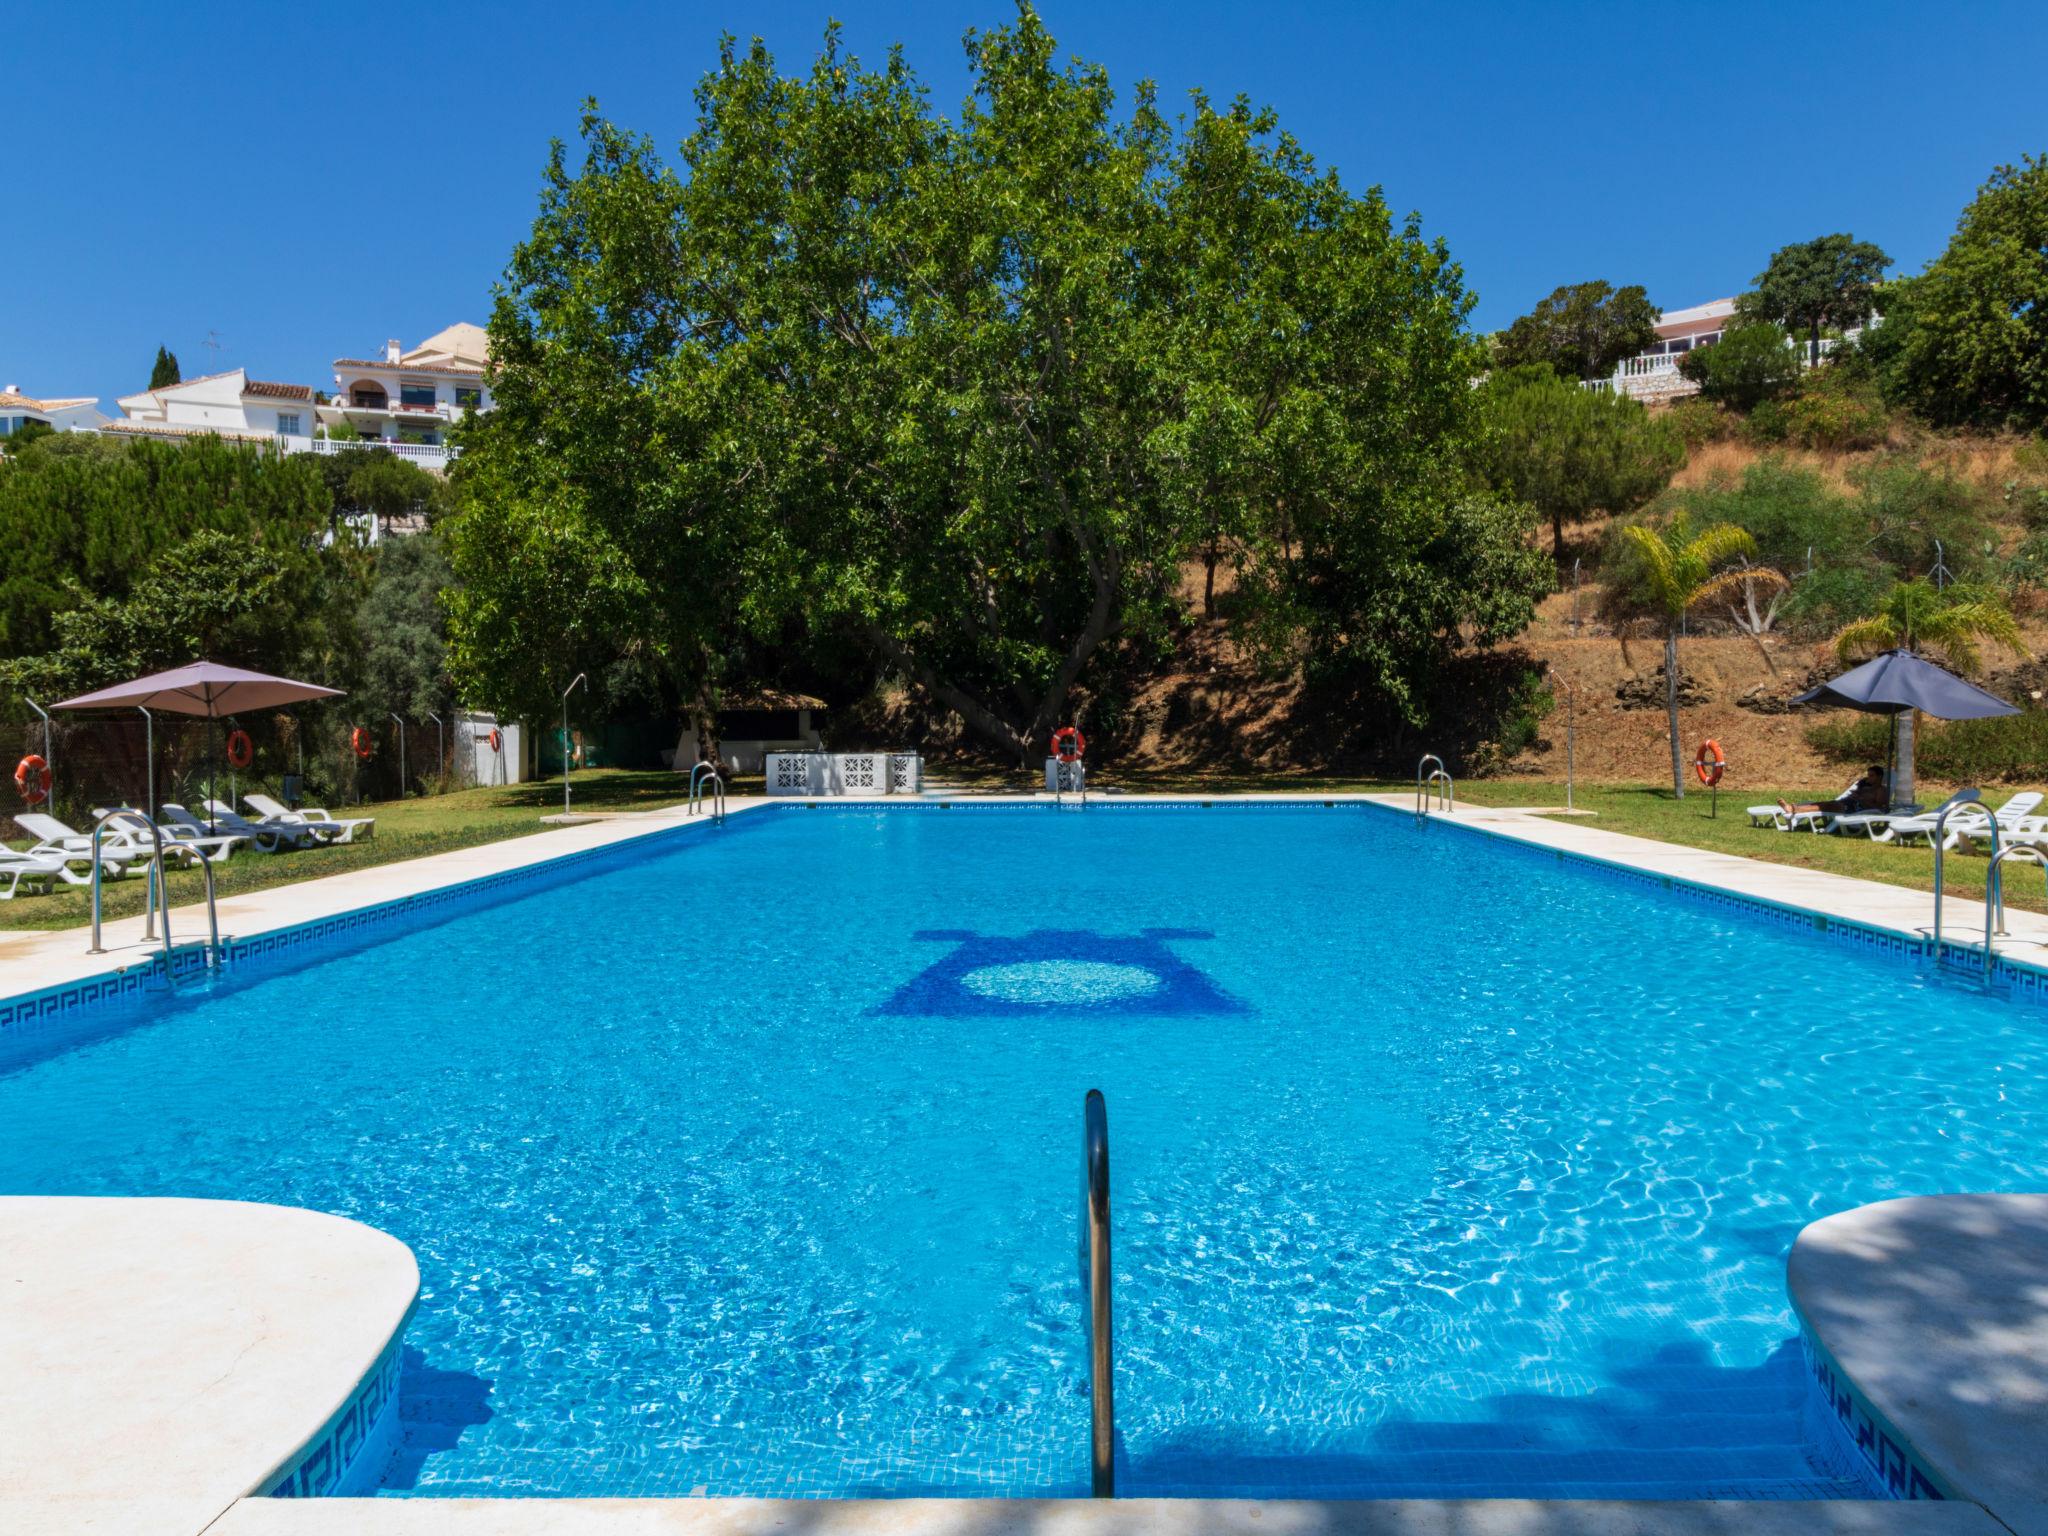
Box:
[10,763,2030,933]
[0,769,698,932]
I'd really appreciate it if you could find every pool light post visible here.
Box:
[136,706,159,940]
[562,673,588,816]
[25,696,51,801]
[1564,682,1575,812]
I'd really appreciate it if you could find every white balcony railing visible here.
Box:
[308,436,457,467]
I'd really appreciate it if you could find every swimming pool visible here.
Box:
[3,803,2042,1500]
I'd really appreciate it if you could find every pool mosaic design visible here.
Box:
[3,803,2045,1501]
[880,928,1245,1017]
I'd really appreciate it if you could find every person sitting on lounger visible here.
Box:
[1780,766,1888,819]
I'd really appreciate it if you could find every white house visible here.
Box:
[315,323,491,467]
[0,385,108,437]
[107,369,319,447]
[1595,298,1735,401]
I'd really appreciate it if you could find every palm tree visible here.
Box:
[1831,580,2028,805]
[1623,518,1783,798]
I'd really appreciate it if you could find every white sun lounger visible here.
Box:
[242,793,376,845]
[161,803,298,854]
[0,844,87,899]
[1747,804,1828,833]
[1878,791,2044,850]
[92,806,246,866]
[13,812,139,878]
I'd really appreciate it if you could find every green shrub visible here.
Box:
[1807,708,2048,783]
[1780,564,1894,636]
[1679,322,1801,410]
[1743,399,1791,444]
[1660,396,1729,451]
[1850,459,1996,578]
[1780,369,1891,451]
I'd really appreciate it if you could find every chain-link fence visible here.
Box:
[2,706,490,845]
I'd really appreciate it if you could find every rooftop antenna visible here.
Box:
[203,329,225,368]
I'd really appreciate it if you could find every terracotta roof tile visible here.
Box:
[242,380,315,402]
[0,391,96,412]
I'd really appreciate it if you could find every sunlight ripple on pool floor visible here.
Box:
[2,805,2041,1501]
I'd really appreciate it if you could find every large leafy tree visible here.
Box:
[1621,518,1775,798]
[451,8,1535,758]
[1473,364,1683,560]
[1868,157,2048,430]
[1831,579,2027,804]
[1493,281,1660,380]
[1737,233,1889,366]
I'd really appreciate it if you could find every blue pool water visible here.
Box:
[3,804,2043,1500]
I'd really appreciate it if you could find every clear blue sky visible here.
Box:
[7,1,2045,410]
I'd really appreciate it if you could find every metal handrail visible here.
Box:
[1415,756,1453,821]
[688,764,726,819]
[1984,844,2043,973]
[1930,789,1991,960]
[1081,1088,1114,1498]
[88,810,173,973]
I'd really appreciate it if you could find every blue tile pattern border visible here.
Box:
[265,1329,409,1498]
[1797,1322,1951,1502]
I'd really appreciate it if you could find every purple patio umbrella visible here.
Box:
[56,661,344,828]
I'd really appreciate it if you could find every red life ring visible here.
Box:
[13,753,51,805]
[1694,739,1725,787]
[351,726,374,760]
[1051,726,1086,764]
[488,727,503,753]
[225,729,254,769]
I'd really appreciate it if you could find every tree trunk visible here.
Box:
[1809,322,1821,369]
[863,624,1030,763]
[689,681,722,774]
[1203,532,1219,619]
[1553,507,1566,563]
[1665,626,1685,799]
[1894,709,1916,809]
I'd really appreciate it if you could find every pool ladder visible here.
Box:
[1080,1088,1115,1497]
[1415,754,1453,822]
[688,762,726,820]
[85,809,221,975]
[1928,786,2045,977]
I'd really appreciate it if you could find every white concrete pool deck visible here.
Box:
[0,1197,417,1536]
[1792,1195,2048,1536]
[4,792,2044,1009]
[7,794,2048,1535]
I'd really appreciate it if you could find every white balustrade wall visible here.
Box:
[765,752,924,796]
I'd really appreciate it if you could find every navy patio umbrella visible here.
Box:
[1792,648,2017,806]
